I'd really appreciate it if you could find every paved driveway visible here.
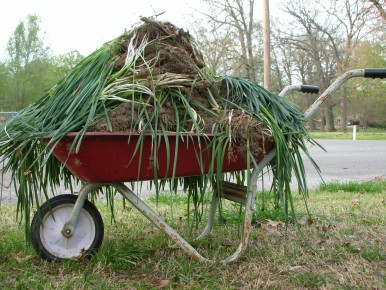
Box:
[301,139,386,188]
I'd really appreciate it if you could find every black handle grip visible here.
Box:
[300,85,319,94]
[364,68,386,79]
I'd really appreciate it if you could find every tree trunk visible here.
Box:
[306,94,317,131]
[340,87,347,132]
[320,105,326,132]
[325,99,336,132]
[263,0,271,90]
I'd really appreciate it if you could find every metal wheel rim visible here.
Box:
[40,204,96,259]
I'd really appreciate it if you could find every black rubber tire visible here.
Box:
[30,194,104,261]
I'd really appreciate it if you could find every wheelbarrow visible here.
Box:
[30,68,386,264]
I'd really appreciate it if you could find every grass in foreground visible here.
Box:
[310,127,386,140]
[0,181,385,289]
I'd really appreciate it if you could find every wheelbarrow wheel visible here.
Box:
[30,194,104,261]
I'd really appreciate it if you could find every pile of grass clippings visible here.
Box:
[0,18,319,236]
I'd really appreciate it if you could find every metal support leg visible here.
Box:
[220,167,260,265]
[221,149,276,265]
[61,183,100,238]
[196,189,219,241]
[60,150,276,264]
[112,183,208,262]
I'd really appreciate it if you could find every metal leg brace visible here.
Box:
[197,150,276,242]
[112,183,208,262]
[113,150,276,265]
[61,183,100,238]
[195,188,218,241]
[221,150,276,264]
[61,149,276,264]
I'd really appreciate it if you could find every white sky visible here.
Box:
[0,0,282,60]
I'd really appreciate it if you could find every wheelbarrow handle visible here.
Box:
[300,85,320,94]
[304,68,385,121]
[364,68,386,79]
[278,84,319,97]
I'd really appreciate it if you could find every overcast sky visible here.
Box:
[0,0,281,60]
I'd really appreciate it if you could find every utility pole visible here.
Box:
[263,0,271,90]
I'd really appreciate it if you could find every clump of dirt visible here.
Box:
[114,17,204,74]
[90,18,215,133]
[219,111,272,158]
[89,18,273,153]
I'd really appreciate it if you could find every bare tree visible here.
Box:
[277,2,337,131]
[201,0,262,82]
[271,25,323,130]
[369,0,386,22]
[273,0,376,132]
[191,21,239,75]
[311,0,369,132]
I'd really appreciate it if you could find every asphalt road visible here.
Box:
[300,139,386,188]
[1,139,385,203]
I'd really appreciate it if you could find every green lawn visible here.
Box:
[309,127,386,140]
[0,180,385,289]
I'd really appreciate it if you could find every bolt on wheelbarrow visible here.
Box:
[30,68,386,264]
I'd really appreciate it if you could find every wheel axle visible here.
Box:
[61,227,73,238]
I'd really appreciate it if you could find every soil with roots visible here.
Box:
[89,18,272,156]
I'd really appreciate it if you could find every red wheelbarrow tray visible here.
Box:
[48,132,274,183]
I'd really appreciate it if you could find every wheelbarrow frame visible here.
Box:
[34,68,386,265]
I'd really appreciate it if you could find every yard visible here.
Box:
[0,180,385,289]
